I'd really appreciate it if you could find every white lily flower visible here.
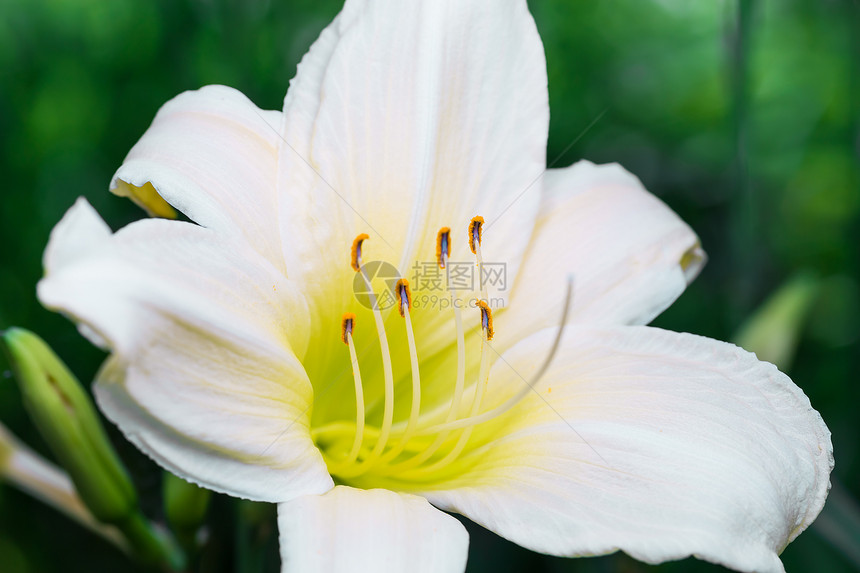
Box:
[38,1,832,572]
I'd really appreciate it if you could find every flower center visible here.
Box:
[310,219,570,489]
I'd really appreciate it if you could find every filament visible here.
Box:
[376,261,468,474]
[335,237,396,478]
[394,311,493,479]
[380,280,421,462]
[327,320,365,472]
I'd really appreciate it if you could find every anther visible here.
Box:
[395,279,412,318]
[476,300,494,340]
[341,313,356,345]
[351,233,370,271]
[468,216,484,254]
[436,227,451,269]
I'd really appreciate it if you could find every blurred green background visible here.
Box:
[0,0,858,571]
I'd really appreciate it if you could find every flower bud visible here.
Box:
[1,328,136,524]
[164,472,211,547]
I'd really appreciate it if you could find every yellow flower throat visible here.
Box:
[310,217,569,489]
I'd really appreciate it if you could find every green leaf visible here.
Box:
[732,272,820,370]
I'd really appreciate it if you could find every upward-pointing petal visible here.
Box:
[278,0,549,333]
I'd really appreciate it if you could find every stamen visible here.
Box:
[397,305,493,478]
[401,218,491,474]
[395,279,412,318]
[376,251,468,475]
[327,314,365,472]
[468,216,483,254]
[320,232,572,483]
[351,233,370,271]
[379,280,422,462]
[476,300,494,341]
[336,235,396,478]
[436,227,451,269]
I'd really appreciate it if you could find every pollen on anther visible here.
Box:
[395,279,412,318]
[436,227,451,269]
[468,216,484,254]
[351,234,370,271]
[341,313,356,344]
[476,300,494,340]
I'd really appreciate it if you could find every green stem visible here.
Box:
[118,511,187,572]
[729,0,757,318]
[235,501,277,573]
[0,421,126,549]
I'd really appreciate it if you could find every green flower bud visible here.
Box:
[164,472,211,548]
[1,328,136,524]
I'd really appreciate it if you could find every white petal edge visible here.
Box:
[501,160,705,342]
[278,486,468,573]
[420,325,832,573]
[112,85,286,271]
[38,199,332,502]
[95,357,333,503]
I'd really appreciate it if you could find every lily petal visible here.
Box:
[278,0,549,329]
[501,160,705,339]
[112,85,286,272]
[278,486,468,573]
[38,199,332,502]
[420,326,832,573]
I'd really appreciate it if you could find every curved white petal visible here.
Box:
[278,0,549,333]
[38,199,332,502]
[501,160,705,340]
[42,197,113,274]
[112,85,286,271]
[420,326,832,573]
[278,486,468,573]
